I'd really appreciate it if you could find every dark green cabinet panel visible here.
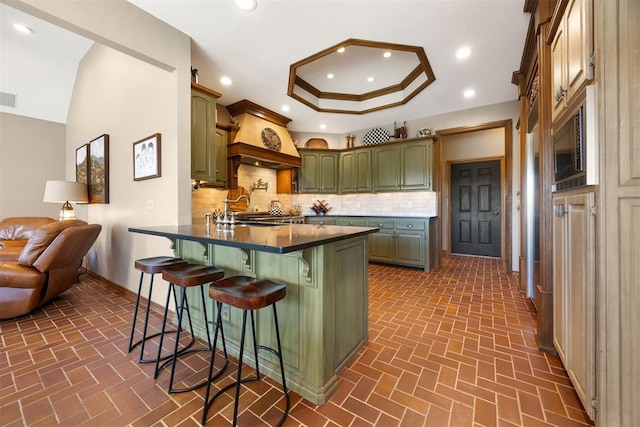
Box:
[191,88,226,187]
[401,141,433,190]
[372,146,401,191]
[339,149,371,193]
[299,151,338,193]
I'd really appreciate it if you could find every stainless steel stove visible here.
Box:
[234,212,305,225]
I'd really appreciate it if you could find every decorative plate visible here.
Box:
[363,128,390,145]
[261,128,282,152]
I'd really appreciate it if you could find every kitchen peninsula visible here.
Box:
[129,222,378,404]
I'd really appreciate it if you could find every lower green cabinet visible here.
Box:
[306,216,437,271]
[367,218,427,269]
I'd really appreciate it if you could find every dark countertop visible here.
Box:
[129,223,378,254]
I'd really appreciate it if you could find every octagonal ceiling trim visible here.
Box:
[288,38,436,115]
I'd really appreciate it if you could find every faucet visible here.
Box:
[218,194,249,230]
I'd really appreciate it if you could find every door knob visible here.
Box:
[555,204,566,217]
[493,211,500,215]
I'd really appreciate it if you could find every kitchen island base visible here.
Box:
[170,234,369,405]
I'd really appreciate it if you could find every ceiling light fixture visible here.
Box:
[220,76,232,85]
[327,73,334,79]
[337,47,346,53]
[456,47,472,59]
[281,105,290,112]
[13,23,33,34]
[383,51,392,58]
[235,0,257,12]
[463,88,476,98]
[367,77,374,82]
[320,124,327,130]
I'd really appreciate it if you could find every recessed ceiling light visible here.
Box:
[367,77,374,83]
[456,47,472,59]
[281,105,290,112]
[337,47,346,53]
[327,73,334,79]
[320,124,327,130]
[220,76,232,86]
[383,51,392,58]
[463,88,476,98]
[13,23,33,34]
[235,0,257,11]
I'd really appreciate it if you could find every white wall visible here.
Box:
[67,44,181,298]
[12,0,192,306]
[0,112,66,218]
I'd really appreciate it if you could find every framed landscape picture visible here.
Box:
[89,134,109,203]
[133,133,161,181]
[75,144,89,185]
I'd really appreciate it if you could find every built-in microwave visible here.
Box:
[552,85,598,191]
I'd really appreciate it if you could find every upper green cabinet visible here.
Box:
[191,83,226,187]
[299,137,434,194]
[299,150,338,193]
[339,148,371,193]
[372,145,401,191]
[401,140,433,190]
[372,138,434,191]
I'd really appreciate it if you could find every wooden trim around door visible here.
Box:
[435,119,513,273]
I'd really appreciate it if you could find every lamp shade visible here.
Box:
[43,180,88,203]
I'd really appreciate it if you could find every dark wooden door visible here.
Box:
[451,160,502,257]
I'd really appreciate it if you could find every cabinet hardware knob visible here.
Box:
[493,211,500,216]
[555,204,566,217]
[406,224,413,228]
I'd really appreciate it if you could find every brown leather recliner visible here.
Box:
[0,217,57,260]
[0,219,102,319]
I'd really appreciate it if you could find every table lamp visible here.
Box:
[43,180,89,220]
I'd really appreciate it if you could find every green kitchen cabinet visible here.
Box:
[299,150,338,193]
[367,218,396,263]
[191,83,226,187]
[367,217,430,270]
[372,145,401,191]
[306,216,337,226]
[372,138,434,192]
[339,148,371,193]
[401,140,433,190]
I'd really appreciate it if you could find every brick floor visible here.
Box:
[0,256,593,426]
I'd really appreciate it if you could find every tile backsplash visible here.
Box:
[192,165,438,223]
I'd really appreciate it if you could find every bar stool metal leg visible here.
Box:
[202,276,290,426]
[154,283,196,379]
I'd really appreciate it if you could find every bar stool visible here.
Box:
[158,263,229,393]
[128,256,187,363]
[202,276,290,426]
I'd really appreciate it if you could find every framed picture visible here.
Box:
[89,134,109,204]
[133,133,161,181]
[75,144,89,185]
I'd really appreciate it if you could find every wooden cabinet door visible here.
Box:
[212,128,228,187]
[565,0,591,101]
[553,191,596,420]
[319,152,338,193]
[299,152,320,192]
[300,151,337,193]
[191,91,216,181]
[339,152,356,193]
[401,141,432,190]
[367,218,395,263]
[354,149,372,192]
[372,146,400,191]
[551,23,567,122]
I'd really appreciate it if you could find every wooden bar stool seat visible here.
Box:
[128,256,187,363]
[157,263,228,394]
[202,276,290,426]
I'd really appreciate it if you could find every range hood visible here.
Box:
[226,100,301,176]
